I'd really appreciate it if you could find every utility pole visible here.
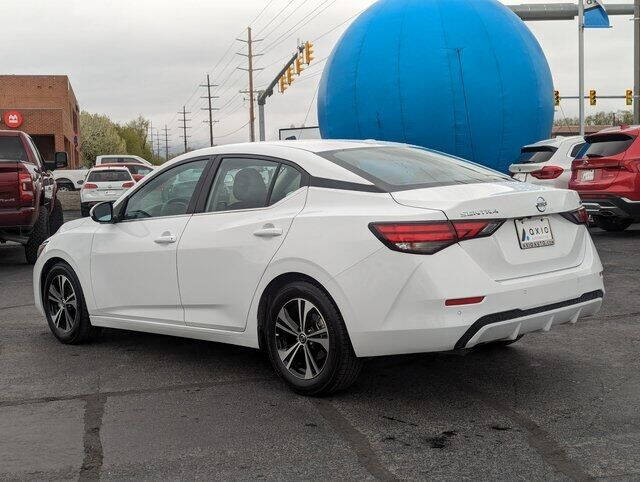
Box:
[237,27,263,142]
[154,131,161,159]
[149,121,154,155]
[200,74,219,147]
[635,0,640,123]
[163,125,170,161]
[578,0,585,136]
[178,106,191,153]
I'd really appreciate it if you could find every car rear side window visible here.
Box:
[270,164,302,205]
[516,147,557,164]
[319,146,510,191]
[577,134,636,158]
[569,143,586,158]
[0,137,28,162]
[87,170,132,182]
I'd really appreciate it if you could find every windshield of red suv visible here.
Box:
[576,134,636,159]
[0,137,28,161]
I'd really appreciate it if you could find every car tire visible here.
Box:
[43,262,99,344]
[595,216,633,232]
[49,199,64,235]
[24,207,49,264]
[265,281,362,396]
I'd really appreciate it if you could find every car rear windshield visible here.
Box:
[515,146,557,164]
[87,170,131,182]
[576,134,636,159]
[128,165,152,175]
[0,136,28,162]
[318,146,511,191]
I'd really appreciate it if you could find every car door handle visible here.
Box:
[253,225,283,238]
[154,232,177,244]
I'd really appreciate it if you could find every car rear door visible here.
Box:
[177,156,308,331]
[90,158,210,324]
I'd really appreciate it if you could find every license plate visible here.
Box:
[581,169,595,181]
[512,173,527,182]
[514,217,554,249]
[104,191,116,196]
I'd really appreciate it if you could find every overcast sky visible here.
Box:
[2,0,636,153]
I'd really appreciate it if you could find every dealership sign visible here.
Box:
[3,110,23,128]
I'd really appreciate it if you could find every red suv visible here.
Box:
[569,125,640,231]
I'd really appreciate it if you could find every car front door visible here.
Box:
[177,156,308,331]
[90,158,210,324]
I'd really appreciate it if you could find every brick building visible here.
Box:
[0,75,81,167]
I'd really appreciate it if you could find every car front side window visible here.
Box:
[122,159,207,220]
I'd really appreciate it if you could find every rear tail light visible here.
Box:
[17,166,34,203]
[122,181,135,188]
[82,183,98,189]
[369,220,504,254]
[561,207,589,225]
[530,165,563,180]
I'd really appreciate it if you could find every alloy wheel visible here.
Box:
[275,298,330,380]
[47,274,77,333]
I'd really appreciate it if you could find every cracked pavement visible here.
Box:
[1,219,639,480]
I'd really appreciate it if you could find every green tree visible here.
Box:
[554,110,633,127]
[79,111,126,168]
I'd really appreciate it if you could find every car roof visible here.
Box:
[162,140,402,185]
[88,166,131,172]
[590,125,640,136]
[522,136,584,149]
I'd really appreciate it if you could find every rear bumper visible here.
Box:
[336,232,604,357]
[579,194,640,219]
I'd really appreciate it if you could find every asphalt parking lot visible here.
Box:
[1,216,638,481]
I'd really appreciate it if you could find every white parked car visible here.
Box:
[52,156,153,191]
[80,166,135,217]
[34,140,604,394]
[509,136,585,188]
[95,155,152,167]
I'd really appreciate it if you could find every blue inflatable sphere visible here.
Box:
[317,0,554,173]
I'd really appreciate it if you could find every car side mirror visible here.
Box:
[90,202,114,224]
[54,151,68,168]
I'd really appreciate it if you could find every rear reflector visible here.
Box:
[369,220,504,254]
[561,207,589,225]
[530,165,563,180]
[445,296,485,307]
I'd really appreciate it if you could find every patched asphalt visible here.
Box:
[1,216,638,480]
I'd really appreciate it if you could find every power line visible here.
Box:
[256,0,298,36]
[213,121,251,139]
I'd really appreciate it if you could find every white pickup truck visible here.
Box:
[52,155,153,191]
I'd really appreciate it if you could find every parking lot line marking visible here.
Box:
[313,399,398,482]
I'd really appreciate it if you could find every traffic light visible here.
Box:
[278,76,288,94]
[286,65,294,85]
[554,90,560,106]
[589,89,597,106]
[626,89,633,106]
[295,55,305,75]
[304,41,314,65]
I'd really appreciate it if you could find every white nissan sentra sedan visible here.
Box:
[34,140,604,394]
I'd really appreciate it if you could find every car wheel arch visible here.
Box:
[255,272,353,352]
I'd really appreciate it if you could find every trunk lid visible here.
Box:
[391,182,587,280]
[0,160,20,209]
